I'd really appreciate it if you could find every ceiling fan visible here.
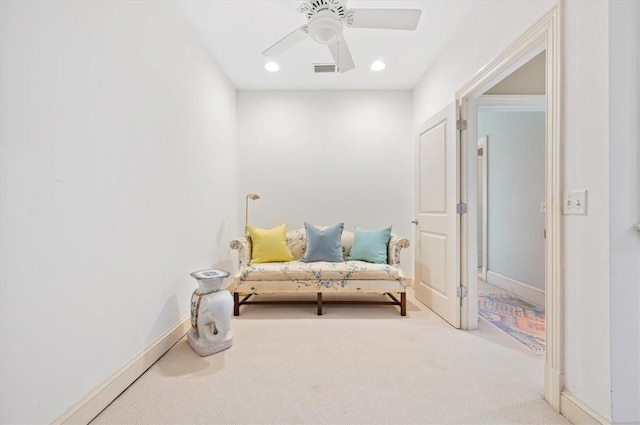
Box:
[262,0,422,73]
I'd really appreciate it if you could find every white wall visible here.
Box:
[237,91,413,273]
[485,52,546,95]
[412,0,616,420]
[609,1,640,422]
[563,1,612,418]
[478,111,545,290]
[0,2,237,423]
[412,0,556,123]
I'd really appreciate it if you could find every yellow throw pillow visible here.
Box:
[247,223,294,264]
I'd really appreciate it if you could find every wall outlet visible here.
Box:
[563,190,588,215]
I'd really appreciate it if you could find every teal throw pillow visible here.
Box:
[302,222,344,262]
[347,225,392,264]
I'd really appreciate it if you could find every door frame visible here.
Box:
[476,136,487,282]
[455,5,563,410]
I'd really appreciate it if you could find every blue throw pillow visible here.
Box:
[301,222,344,262]
[347,225,392,264]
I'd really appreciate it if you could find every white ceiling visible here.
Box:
[179,1,481,90]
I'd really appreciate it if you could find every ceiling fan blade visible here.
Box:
[262,25,309,57]
[328,37,355,73]
[345,9,422,30]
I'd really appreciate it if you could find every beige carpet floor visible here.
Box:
[91,289,569,424]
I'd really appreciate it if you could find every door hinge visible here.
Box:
[456,202,468,214]
[457,287,468,298]
[456,119,467,131]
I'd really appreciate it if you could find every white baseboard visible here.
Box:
[560,390,610,425]
[53,317,191,425]
[486,270,545,306]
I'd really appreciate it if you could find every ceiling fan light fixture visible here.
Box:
[261,2,422,74]
[308,12,342,45]
[265,61,280,72]
[370,60,386,72]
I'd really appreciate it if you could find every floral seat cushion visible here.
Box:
[240,260,403,281]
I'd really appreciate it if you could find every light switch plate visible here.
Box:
[563,190,588,215]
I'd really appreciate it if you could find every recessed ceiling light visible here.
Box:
[265,61,280,72]
[370,61,386,72]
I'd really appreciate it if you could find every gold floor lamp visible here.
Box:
[245,193,260,233]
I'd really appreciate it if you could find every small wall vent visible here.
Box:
[313,64,337,73]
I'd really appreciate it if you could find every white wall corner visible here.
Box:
[53,317,190,425]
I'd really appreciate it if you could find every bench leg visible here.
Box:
[317,292,323,315]
[400,292,407,316]
[234,292,240,316]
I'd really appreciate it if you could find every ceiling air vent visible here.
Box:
[313,63,337,73]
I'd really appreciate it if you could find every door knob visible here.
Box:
[411,219,419,225]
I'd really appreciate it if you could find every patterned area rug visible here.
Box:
[478,293,545,354]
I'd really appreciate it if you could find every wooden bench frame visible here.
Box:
[233,292,407,316]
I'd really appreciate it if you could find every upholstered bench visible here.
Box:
[229,224,410,316]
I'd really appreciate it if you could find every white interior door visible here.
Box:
[414,102,460,328]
